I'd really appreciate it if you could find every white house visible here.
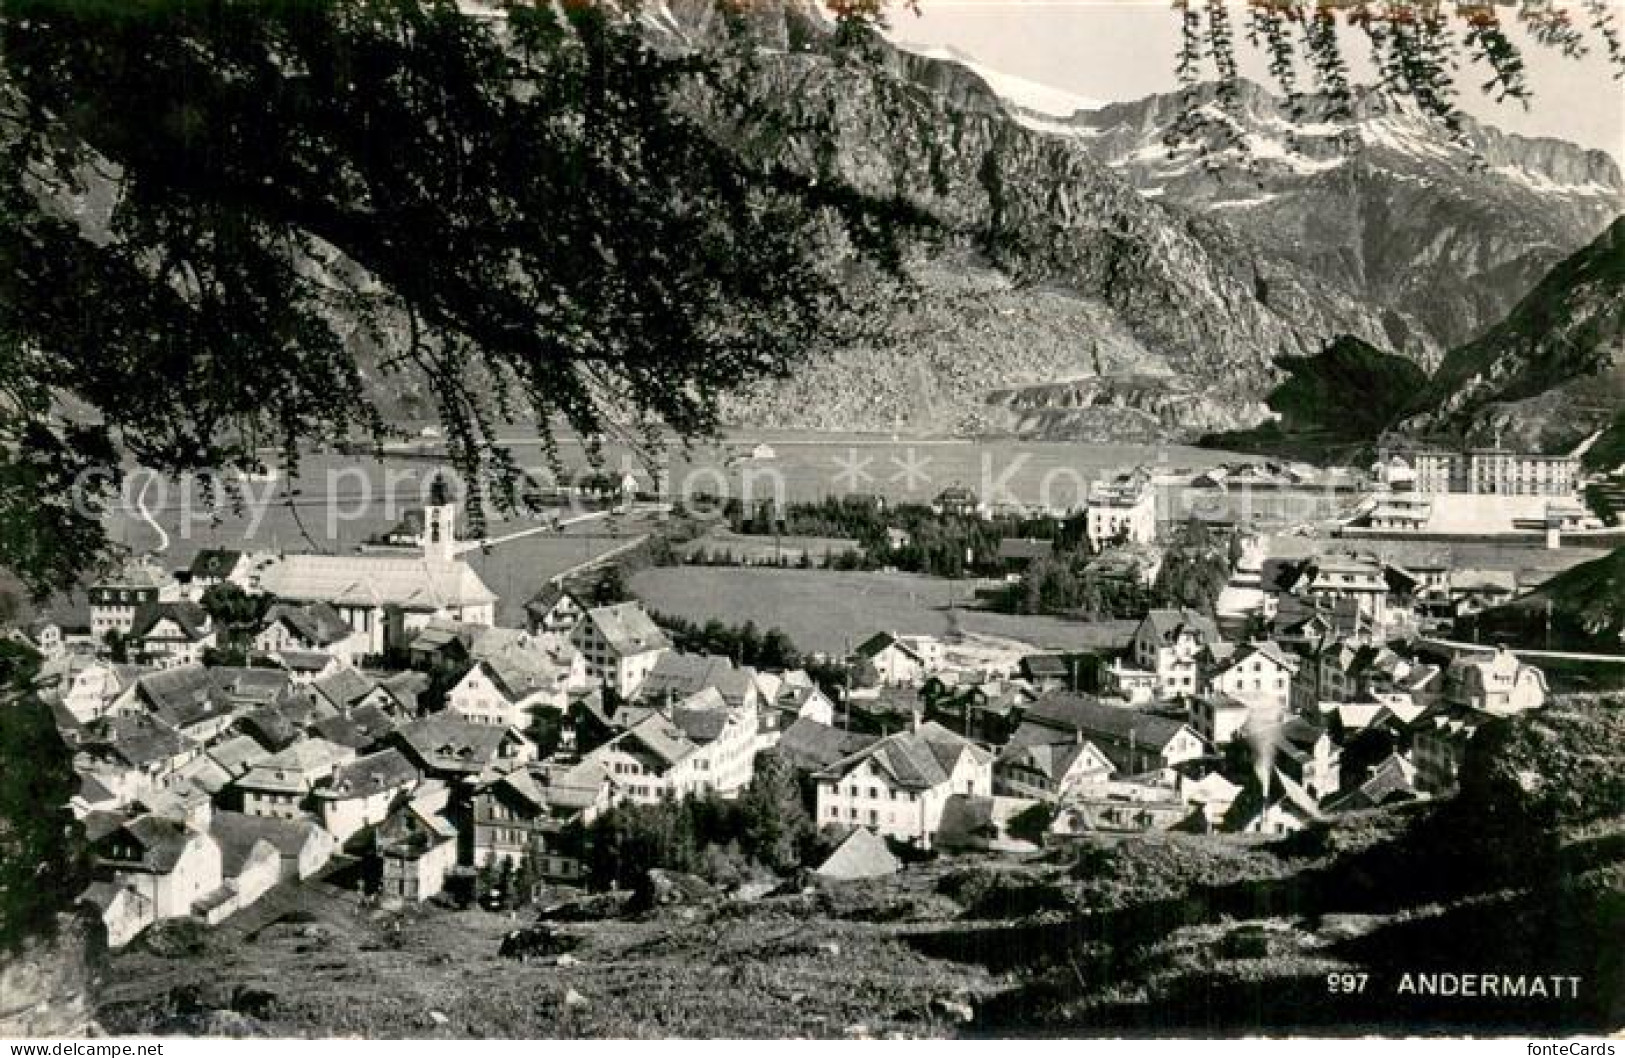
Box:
[587,688,761,804]
[312,748,421,844]
[814,721,992,847]
[128,602,217,669]
[445,640,586,728]
[994,738,1115,802]
[1201,640,1298,715]
[570,602,670,698]
[1112,608,1221,701]
[852,632,927,687]
[236,738,357,820]
[89,560,181,639]
[253,601,370,669]
[1445,648,1548,716]
[1084,473,1157,551]
[90,815,223,929]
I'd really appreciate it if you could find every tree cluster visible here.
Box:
[650,611,803,671]
[573,750,816,890]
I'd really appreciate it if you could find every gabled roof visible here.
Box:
[130,602,212,642]
[818,721,987,790]
[1019,693,1192,751]
[91,715,190,767]
[211,810,328,860]
[485,759,607,816]
[638,653,739,702]
[669,686,735,743]
[138,665,293,726]
[97,815,201,873]
[611,715,698,770]
[579,602,669,656]
[1224,768,1324,829]
[1020,654,1070,680]
[310,702,398,750]
[777,717,879,773]
[247,552,497,610]
[320,748,419,799]
[310,667,377,711]
[523,584,582,619]
[853,632,922,663]
[474,649,564,703]
[240,738,356,792]
[94,558,175,591]
[394,714,531,774]
[1327,754,1418,812]
[815,827,901,880]
[997,739,1110,783]
[1139,608,1219,645]
[262,602,354,648]
[207,734,273,778]
[1209,640,1300,676]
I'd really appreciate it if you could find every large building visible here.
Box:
[570,602,670,697]
[237,553,497,657]
[90,560,182,638]
[1381,444,1578,497]
[1084,473,1157,551]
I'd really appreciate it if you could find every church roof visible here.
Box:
[245,553,496,611]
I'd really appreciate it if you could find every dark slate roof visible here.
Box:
[394,715,527,774]
[310,667,379,712]
[523,584,581,618]
[1140,608,1220,645]
[310,702,398,751]
[817,722,987,790]
[211,810,326,859]
[670,687,732,743]
[130,602,212,642]
[1019,692,1191,751]
[1020,654,1070,680]
[321,748,419,799]
[263,602,354,648]
[778,717,879,772]
[188,549,243,578]
[852,631,922,662]
[98,815,198,872]
[639,653,738,702]
[95,715,190,767]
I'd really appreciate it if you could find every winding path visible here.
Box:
[133,471,170,554]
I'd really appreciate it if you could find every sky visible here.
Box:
[885,0,1625,162]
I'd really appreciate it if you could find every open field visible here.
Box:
[629,567,1136,655]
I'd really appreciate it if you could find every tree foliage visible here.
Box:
[578,752,816,889]
[0,0,922,597]
[0,648,90,952]
[1167,0,1625,159]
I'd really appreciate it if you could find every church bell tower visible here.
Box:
[420,473,458,562]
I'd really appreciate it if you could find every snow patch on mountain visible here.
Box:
[900,43,1102,117]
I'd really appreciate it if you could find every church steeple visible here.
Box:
[420,473,458,562]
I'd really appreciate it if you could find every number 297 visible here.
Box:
[1327,973,1369,994]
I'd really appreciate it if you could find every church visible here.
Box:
[231,477,497,658]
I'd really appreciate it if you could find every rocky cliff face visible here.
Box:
[660,14,1444,437]
[1401,215,1625,454]
[0,914,105,1038]
[1059,80,1624,353]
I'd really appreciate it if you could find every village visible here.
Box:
[5,433,1615,956]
